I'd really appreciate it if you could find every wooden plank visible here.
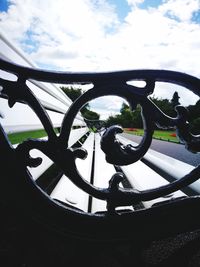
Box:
[50,133,94,211]
[91,134,134,213]
[23,129,88,180]
[12,138,52,182]
[117,135,186,207]
[68,127,89,147]
[0,33,71,106]
[26,80,69,114]
[0,98,64,133]
[117,135,194,177]
[91,134,116,213]
[28,148,53,181]
[0,98,86,134]
[121,161,186,208]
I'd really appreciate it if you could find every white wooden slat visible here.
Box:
[0,32,84,122]
[28,150,52,181]
[91,134,117,213]
[0,71,68,114]
[0,32,71,106]
[91,134,134,213]
[0,98,86,134]
[29,79,72,107]
[50,133,94,211]
[117,135,194,176]
[0,65,84,121]
[0,32,92,210]
[0,69,17,81]
[144,150,195,184]
[4,124,44,134]
[73,117,86,127]
[0,34,35,68]
[0,99,62,134]
[121,161,186,208]
[26,80,69,113]
[0,32,86,131]
[76,132,94,182]
[144,151,200,194]
[25,129,89,180]
[0,99,44,133]
[14,136,52,181]
[117,135,186,207]
[68,127,89,147]
[12,140,52,182]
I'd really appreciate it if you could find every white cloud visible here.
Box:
[0,0,199,118]
[126,0,145,6]
[90,95,123,111]
[159,0,200,22]
[0,0,119,68]
[152,82,198,106]
[1,0,199,73]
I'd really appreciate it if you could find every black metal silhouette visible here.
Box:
[0,57,200,241]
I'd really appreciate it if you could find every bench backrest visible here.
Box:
[1,32,200,244]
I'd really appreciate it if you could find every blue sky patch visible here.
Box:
[20,30,39,53]
[0,0,9,12]
[164,11,181,22]
[191,10,200,24]
[138,0,163,9]
[107,0,131,22]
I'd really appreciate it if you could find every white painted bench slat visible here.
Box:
[50,133,94,211]
[117,135,197,194]
[117,135,187,207]
[26,80,69,113]
[26,129,89,180]
[0,98,86,134]
[91,134,119,213]
[0,32,71,107]
[91,134,134,213]
[28,149,53,181]
[120,161,185,208]
[91,134,116,212]
[68,127,89,147]
[0,98,64,134]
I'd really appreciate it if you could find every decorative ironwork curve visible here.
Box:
[0,57,200,214]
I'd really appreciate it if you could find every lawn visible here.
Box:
[8,128,179,145]
[8,129,58,145]
[123,128,179,143]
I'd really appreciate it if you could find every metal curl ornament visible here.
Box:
[1,57,200,214]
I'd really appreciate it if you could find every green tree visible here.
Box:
[61,86,82,102]
[82,109,100,120]
[106,102,142,128]
[150,97,175,117]
[60,86,100,120]
[187,99,200,134]
[171,91,180,107]
[105,94,179,129]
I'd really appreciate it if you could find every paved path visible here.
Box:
[122,133,200,167]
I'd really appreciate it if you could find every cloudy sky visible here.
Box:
[0,0,200,118]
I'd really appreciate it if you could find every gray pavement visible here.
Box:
[121,133,200,167]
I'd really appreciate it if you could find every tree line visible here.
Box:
[60,86,100,120]
[61,87,200,134]
[106,92,200,134]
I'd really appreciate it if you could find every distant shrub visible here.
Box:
[170,133,176,137]
[127,128,138,132]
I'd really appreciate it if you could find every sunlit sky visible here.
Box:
[0,0,200,118]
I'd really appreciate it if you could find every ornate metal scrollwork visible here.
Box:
[0,57,200,215]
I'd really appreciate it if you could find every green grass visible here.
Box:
[8,129,58,145]
[8,127,179,145]
[124,128,179,143]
